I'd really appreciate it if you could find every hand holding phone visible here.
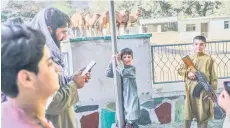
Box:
[81,60,96,76]
[72,60,95,89]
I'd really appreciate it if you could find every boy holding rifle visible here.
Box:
[178,36,218,128]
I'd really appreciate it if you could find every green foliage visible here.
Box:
[1,0,75,22]
[1,1,45,22]
[1,0,226,23]
[115,0,223,18]
[180,1,222,17]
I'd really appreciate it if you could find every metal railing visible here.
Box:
[151,40,230,84]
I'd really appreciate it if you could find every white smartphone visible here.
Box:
[81,60,96,76]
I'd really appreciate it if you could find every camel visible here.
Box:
[71,11,109,37]
[71,10,85,37]
[116,10,131,34]
[96,10,130,36]
[124,9,142,34]
[85,11,113,36]
[70,9,142,37]
[128,9,142,26]
[84,13,101,36]
[97,9,141,36]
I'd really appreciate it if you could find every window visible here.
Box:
[186,24,196,32]
[161,22,178,32]
[224,21,229,29]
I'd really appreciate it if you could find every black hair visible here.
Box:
[193,35,206,44]
[1,24,46,98]
[45,7,71,31]
[120,48,133,58]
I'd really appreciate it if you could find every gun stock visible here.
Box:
[182,55,197,73]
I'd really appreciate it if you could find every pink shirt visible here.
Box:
[1,99,55,128]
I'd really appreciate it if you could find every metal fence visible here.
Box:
[151,40,230,84]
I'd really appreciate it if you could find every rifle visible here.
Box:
[182,55,225,117]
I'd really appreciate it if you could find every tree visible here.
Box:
[1,0,78,22]
[136,0,158,18]
[53,0,77,16]
[115,0,137,12]
[214,1,230,16]
[115,1,223,18]
[115,1,177,18]
[180,1,222,17]
[157,1,175,17]
[1,1,46,22]
[1,0,225,23]
[196,1,221,16]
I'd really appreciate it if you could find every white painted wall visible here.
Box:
[64,38,153,104]
[208,19,230,40]
[178,21,201,41]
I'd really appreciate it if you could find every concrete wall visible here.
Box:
[209,19,230,40]
[61,34,229,128]
[178,21,201,41]
[62,34,154,128]
[69,36,152,102]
